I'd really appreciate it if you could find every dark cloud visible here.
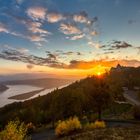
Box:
[27,64,34,69]
[47,53,57,60]
[77,52,82,55]
[0,49,65,68]
[0,48,140,69]
[101,41,133,50]
[112,41,132,49]
[46,50,83,57]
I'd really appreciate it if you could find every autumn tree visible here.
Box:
[91,78,112,120]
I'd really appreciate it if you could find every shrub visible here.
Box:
[94,120,106,128]
[0,120,27,140]
[55,116,82,136]
[26,122,36,134]
[85,120,106,130]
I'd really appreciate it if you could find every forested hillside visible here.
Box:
[0,66,140,127]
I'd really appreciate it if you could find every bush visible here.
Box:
[0,120,27,140]
[85,120,106,130]
[94,120,106,128]
[55,116,82,136]
[26,122,36,134]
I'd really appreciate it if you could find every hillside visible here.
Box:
[0,66,140,129]
[0,84,8,92]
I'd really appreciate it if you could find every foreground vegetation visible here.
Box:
[59,126,140,140]
[0,66,140,139]
[1,67,140,128]
[0,120,27,140]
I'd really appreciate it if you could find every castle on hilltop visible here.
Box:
[110,64,132,72]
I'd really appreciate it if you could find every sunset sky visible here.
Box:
[0,0,140,77]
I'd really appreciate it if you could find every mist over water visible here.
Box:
[0,85,41,107]
[0,84,68,108]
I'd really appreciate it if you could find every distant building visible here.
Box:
[110,64,132,72]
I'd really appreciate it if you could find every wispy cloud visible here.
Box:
[60,23,82,35]
[68,34,85,40]
[46,12,64,23]
[0,47,140,70]
[73,11,88,23]
[88,41,100,48]
[1,5,98,48]
[28,21,50,35]
[26,7,47,21]
[0,22,26,39]
[29,35,47,42]
[16,0,24,5]
[0,23,9,33]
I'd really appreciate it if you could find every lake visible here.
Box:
[0,84,67,108]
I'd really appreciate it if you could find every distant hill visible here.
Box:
[0,73,79,82]
[2,78,74,88]
[0,84,8,92]
[0,75,121,126]
[0,73,60,82]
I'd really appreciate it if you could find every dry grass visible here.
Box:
[59,126,140,140]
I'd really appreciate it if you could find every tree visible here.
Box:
[91,79,112,120]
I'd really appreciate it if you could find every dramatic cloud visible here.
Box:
[60,23,81,35]
[47,53,57,60]
[111,41,132,49]
[0,48,140,70]
[46,50,82,59]
[101,41,133,50]
[73,11,98,26]
[2,6,98,47]
[67,59,140,69]
[73,11,88,23]
[46,12,64,23]
[27,7,47,21]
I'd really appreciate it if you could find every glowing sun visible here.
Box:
[97,72,101,76]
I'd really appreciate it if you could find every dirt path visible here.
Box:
[123,89,140,106]
[31,129,55,140]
